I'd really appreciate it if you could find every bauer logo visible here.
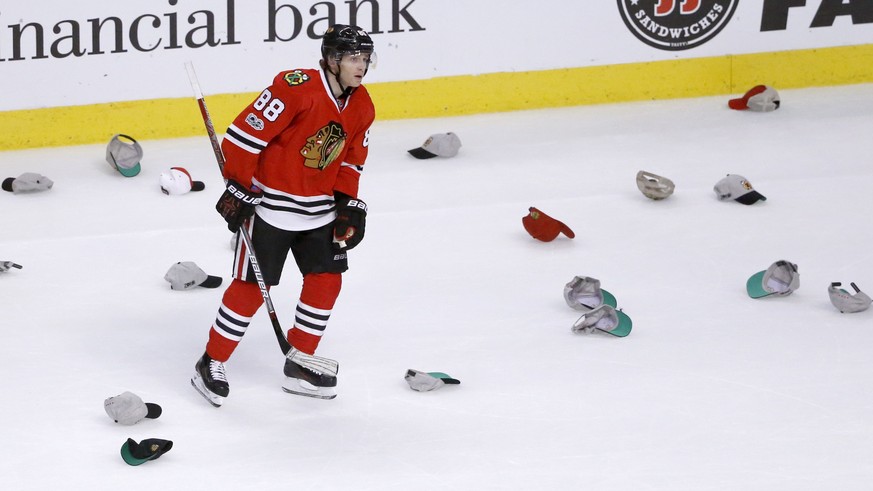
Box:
[617,0,739,51]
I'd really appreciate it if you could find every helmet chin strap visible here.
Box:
[326,62,354,101]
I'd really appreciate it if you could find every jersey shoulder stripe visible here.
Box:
[225,124,268,154]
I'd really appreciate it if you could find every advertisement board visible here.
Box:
[0,1,871,148]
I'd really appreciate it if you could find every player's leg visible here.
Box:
[282,222,348,399]
[192,216,292,406]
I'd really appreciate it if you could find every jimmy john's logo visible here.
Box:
[300,121,346,170]
[284,70,310,86]
[617,0,738,51]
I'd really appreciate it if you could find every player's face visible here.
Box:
[337,51,373,87]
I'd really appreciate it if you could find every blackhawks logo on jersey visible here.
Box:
[284,70,310,86]
[300,121,347,170]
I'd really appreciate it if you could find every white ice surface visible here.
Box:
[1,84,872,490]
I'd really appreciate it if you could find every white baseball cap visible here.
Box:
[159,167,205,195]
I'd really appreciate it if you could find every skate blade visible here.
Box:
[191,375,225,407]
[282,378,336,400]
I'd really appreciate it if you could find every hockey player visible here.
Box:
[191,25,376,406]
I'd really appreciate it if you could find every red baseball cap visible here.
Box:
[522,207,575,242]
[728,85,780,112]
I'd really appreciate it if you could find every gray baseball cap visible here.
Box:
[404,369,460,391]
[828,282,872,313]
[104,391,162,425]
[408,132,461,159]
[164,261,222,290]
[2,172,54,193]
[563,276,617,311]
[747,260,799,298]
[571,304,633,337]
[636,170,675,200]
[714,174,767,205]
[106,134,143,177]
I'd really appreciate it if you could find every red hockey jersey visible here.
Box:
[221,68,375,231]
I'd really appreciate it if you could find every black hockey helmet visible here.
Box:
[321,25,375,62]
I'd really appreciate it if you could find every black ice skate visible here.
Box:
[282,355,337,400]
[191,351,229,407]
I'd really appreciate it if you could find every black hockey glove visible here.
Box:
[215,179,263,232]
[333,193,367,251]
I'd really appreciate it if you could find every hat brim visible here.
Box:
[191,181,206,192]
[407,147,438,159]
[115,163,141,178]
[728,98,749,110]
[746,270,773,298]
[601,289,618,308]
[120,439,152,466]
[735,191,766,205]
[199,275,223,289]
[597,310,632,337]
[145,403,162,419]
[426,372,460,385]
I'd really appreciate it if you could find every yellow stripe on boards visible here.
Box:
[1,44,872,151]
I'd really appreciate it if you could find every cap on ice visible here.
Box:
[2,172,54,194]
[522,207,575,242]
[636,170,675,200]
[104,391,162,425]
[160,167,205,195]
[714,174,767,205]
[120,438,173,466]
[828,282,871,313]
[164,261,222,290]
[404,369,460,391]
[106,134,143,177]
[571,304,633,337]
[407,132,462,159]
[746,260,799,298]
[728,85,780,112]
[563,276,617,311]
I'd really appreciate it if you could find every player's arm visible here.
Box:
[220,74,300,187]
[217,74,301,231]
[333,119,372,199]
[332,117,373,250]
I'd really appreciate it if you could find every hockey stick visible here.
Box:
[184,61,291,356]
[183,62,338,375]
